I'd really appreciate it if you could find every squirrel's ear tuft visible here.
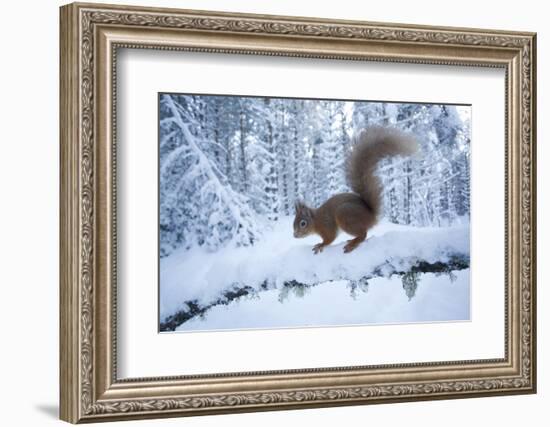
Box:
[294,200,304,213]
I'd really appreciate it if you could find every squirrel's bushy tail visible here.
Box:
[346,127,417,219]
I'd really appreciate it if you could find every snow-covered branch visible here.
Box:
[160,222,470,329]
[160,253,468,331]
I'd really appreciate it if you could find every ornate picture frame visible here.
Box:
[60,2,536,423]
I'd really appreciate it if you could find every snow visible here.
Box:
[158,94,471,332]
[159,94,471,257]
[176,270,470,332]
[160,218,470,324]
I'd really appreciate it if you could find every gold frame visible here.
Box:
[60,2,537,423]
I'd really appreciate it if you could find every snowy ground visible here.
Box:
[160,217,470,330]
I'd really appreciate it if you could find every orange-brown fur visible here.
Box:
[293,127,417,254]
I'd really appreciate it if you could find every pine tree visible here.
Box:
[159,93,471,255]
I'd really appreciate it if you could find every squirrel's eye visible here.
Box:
[300,220,307,228]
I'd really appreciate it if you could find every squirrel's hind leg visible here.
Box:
[343,232,366,253]
[335,203,370,253]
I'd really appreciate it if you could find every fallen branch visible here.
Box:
[160,254,469,332]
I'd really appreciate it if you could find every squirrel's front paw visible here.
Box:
[312,243,325,254]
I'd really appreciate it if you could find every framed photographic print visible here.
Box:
[158,93,471,333]
[60,2,537,423]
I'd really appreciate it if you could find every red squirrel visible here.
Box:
[293,127,417,254]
